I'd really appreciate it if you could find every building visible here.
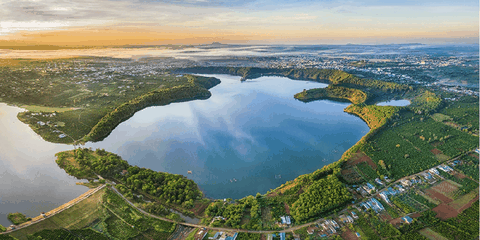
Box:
[362,198,385,213]
[438,165,453,172]
[402,216,413,224]
[210,231,238,240]
[195,229,208,240]
[363,183,376,194]
[401,179,412,187]
[429,168,440,175]
[420,172,432,180]
[375,178,384,186]
[338,214,353,223]
[356,232,361,238]
[379,192,390,204]
[280,216,291,225]
[350,211,358,219]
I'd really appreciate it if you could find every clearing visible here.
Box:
[419,228,448,240]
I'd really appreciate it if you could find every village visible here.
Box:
[182,152,478,240]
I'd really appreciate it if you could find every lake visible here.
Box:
[86,75,370,199]
[0,74,370,226]
[376,99,410,106]
[0,104,87,227]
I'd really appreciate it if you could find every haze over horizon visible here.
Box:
[0,0,478,46]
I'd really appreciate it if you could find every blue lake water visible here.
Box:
[376,99,410,107]
[0,104,88,227]
[87,75,370,199]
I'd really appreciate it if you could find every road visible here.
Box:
[1,184,106,235]
[110,186,324,234]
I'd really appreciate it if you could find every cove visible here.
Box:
[0,103,88,227]
[86,75,370,199]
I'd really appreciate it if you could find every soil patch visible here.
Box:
[468,153,479,159]
[192,202,209,216]
[389,217,403,227]
[410,212,422,218]
[432,203,458,220]
[341,168,363,183]
[345,151,378,169]
[453,172,467,179]
[378,212,392,221]
[284,203,290,215]
[456,195,479,213]
[425,189,453,204]
[340,229,359,240]
[430,149,443,155]
[430,181,458,196]
[419,228,448,240]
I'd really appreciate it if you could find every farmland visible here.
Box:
[361,113,478,180]
[0,58,219,144]
[4,187,176,240]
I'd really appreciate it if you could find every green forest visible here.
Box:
[294,85,368,104]
[56,148,202,208]
[290,175,352,223]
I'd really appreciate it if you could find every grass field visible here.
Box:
[449,188,479,211]
[21,105,80,113]
[431,113,452,122]
[419,228,448,240]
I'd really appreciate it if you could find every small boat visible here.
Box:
[233,178,237,182]
[187,170,192,174]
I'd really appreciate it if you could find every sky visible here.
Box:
[0,0,478,45]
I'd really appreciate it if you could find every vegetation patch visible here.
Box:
[56,148,202,212]
[7,188,106,240]
[290,175,352,223]
[294,85,368,104]
[7,213,31,226]
[408,90,443,114]
[418,228,448,240]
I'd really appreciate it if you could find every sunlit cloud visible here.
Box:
[0,0,477,44]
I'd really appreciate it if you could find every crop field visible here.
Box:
[454,155,479,180]
[5,187,176,240]
[407,191,438,208]
[438,96,479,133]
[419,228,448,240]
[448,188,479,211]
[356,162,380,182]
[7,188,106,240]
[0,58,196,144]
[431,113,453,122]
[430,180,459,199]
[24,228,108,240]
[362,112,479,180]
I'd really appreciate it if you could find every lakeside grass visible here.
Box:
[20,105,80,113]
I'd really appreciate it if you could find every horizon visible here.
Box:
[1,0,478,46]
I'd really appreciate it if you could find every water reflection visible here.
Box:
[87,75,370,199]
[376,99,410,106]
[0,104,88,227]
